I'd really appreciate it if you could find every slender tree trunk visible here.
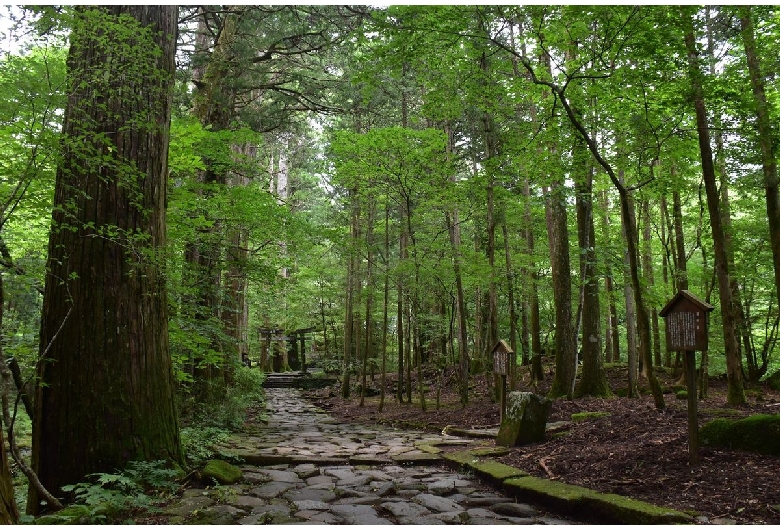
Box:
[600,192,620,365]
[502,222,518,390]
[360,200,375,407]
[396,228,404,403]
[682,8,745,405]
[379,204,390,412]
[0,280,19,524]
[445,124,470,406]
[641,199,662,368]
[516,55,665,408]
[342,187,361,399]
[739,6,780,379]
[30,7,182,513]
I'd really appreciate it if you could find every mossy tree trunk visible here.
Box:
[29,6,182,514]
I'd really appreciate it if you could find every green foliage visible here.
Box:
[180,426,231,468]
[56,461,181,524]
[570,412,611,422]
[187,366,266,431]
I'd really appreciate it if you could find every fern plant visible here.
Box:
[57,460,181,523]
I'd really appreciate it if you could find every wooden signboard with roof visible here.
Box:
[659,290,714,465]
[492,340,513,423]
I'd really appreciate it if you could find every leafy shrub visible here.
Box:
[56,460,181,523]
[187,366,267,431]
[180,426,231,467]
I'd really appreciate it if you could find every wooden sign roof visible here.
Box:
[659,290,714,317]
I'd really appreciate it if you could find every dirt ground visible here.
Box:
[306,364,780,524]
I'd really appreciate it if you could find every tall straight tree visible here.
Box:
[681,7,746,405]
[738,6,780,330]
[29,6,182,513]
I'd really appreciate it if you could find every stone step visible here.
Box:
[263,372,307,389]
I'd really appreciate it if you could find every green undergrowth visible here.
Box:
[570,412,610,422]
[34,461,182,524]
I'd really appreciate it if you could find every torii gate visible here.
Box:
[257,326,316,373]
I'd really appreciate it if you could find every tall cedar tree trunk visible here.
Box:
[0,427,15,523]
[601,191,620,363]
[617,169,639,396]
[30,6,182,513]
[342,186,361,399]
[547,180,577,399]
[188,9,242,397]
[510,25,542,375]
[0,282,18,523]
[515,53,665,409]
[659,193,673,366]
[360,199,375,407]
[740,6,780,379]
[378,204,390,412]
[524,178,543,380]
[641,200,663,368]
[568,59,608,396]
[502,222,518,390]
[682,8,746,405]
[444,123,470,406]
[574,161,610,397]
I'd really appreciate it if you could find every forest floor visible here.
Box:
[306,363,780,524]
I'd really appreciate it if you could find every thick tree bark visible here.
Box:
[682,8,745,405]
[547,180,577,399]
[30,6,182,514]
[575,162,610,398]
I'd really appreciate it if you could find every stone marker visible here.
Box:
[496,392,552,446]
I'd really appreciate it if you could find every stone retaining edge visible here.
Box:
[423,445,693,525]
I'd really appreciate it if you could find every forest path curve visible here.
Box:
[161,388,580,524]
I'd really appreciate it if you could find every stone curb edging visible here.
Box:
[418,443,694,525]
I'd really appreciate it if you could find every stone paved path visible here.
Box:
[164,388,577,524]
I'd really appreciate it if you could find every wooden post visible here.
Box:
[684,350,699,464]
[659,290,713,467]
[492,340,513,424]
[500,374,507,423]
[299,333,307,374]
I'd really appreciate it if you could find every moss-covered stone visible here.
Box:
[496,392,552,447]
[570,411,610,422]
[700,414,780,455]
[441,450,477,466]
[414,443,442,454]
[469,447,511,457]
[469,460,528,483]
[503,476,596,515]
[587,492,693,524]
[765,371,780,391]
[676,390,688,400]
[202,459,243,485]
[503,476,693,524]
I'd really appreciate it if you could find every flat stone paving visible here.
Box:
[164,388,578,524]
